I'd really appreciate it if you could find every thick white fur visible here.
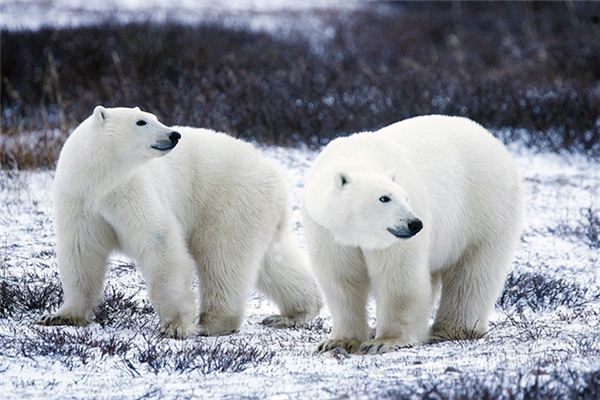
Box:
[39,106,321,338]
[304,115,523,354]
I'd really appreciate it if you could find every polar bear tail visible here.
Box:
[257,224,322,328]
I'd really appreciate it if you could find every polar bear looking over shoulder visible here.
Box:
[303,115,523,354]
[39,106,321,338]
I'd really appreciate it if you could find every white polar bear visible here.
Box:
[38,106,321,338]
[303,115,523,354]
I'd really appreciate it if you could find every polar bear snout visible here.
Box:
[387,218,423,239]
[151,131,181,151]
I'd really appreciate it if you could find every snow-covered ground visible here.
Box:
[1,141,599,399]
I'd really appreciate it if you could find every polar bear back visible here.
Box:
[126,127,288,240]
[378,115,522,268]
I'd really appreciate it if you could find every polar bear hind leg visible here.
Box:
[258,227,322,328]
[194,237,263,336]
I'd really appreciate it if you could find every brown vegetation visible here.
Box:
[2,2,599,169]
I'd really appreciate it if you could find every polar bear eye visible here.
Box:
[136,120,147,126]
[379,196,391,203]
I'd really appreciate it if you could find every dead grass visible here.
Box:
[2,2,599,169]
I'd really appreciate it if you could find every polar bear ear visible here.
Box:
[334,172,351,189]
[93,105,107,125]
[134,106,140,111]
[386,170,397,182]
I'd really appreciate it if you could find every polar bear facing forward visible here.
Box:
[39,106,321,338]
[303,115,523,354]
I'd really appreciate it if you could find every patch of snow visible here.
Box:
[1,141,599,398]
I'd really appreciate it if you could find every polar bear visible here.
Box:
[38,106,321,338]
[303,115,523,354]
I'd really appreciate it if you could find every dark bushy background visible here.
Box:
[2,1,599,168]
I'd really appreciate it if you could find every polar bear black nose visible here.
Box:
[169,131,181,144]
[408,219,423,235]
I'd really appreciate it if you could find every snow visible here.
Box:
[0,0,361,37]
[1,140,599,398]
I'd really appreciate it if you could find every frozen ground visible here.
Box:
[1,140,599,399]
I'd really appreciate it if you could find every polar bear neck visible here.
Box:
[54,117,144,200]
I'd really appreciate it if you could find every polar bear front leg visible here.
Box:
[359,248,431,354]
[315,274,370,354]
[38,206,116,327]
[304,220,370,353]
[102,198,197,339]
[136,238,197,339]
[431,241,514,341]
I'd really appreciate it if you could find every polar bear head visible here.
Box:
[91,106,181,163]
[307,171,423,249]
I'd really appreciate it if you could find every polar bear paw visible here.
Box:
[430,323,486,343]
[261,312,313,329]
[198,312,240,336]
[36,313,89,327]
[358,338,413,354]
[316,338,361,354]
[159,316,197,340]
[197,324,238,337]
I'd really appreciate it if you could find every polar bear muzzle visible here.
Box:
[387,218,423,239]
[151,131,181,151]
